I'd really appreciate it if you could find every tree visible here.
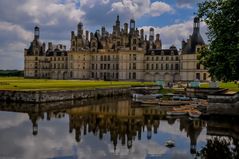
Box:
[197,0,239,81]
[196,137,239,159]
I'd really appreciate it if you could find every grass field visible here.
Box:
[200,82,239,92]
[0,77,154,91]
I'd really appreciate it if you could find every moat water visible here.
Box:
[0,97,238,159]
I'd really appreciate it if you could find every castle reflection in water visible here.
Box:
[0,97,208,154]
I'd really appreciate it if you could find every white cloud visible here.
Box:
[0,0,85,70]
[150,1,174,16]
[0,21,33,42]
[0,112,28,129]
[140,19,207,49]
[111,0,173,18]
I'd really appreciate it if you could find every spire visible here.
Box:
[34,26,40,40]
[193,17,200,33]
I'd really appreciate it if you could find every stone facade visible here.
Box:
[25,16,210,82]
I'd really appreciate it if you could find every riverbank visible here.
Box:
[0,87,131,103]
[0,77,153,91]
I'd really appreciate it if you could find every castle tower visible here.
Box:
[149,27,154,41]
[149,28,154,49]
[101,26,106,37]
[124,23,128,34]
[155,34,162,49]
[193,17,200,33]
[116,15,120,33]
[130,19,135,33]
[34,26,40,40]
[77,22,83,38]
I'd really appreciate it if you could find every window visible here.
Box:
[203,73,207,80]
[92,64,94,70]
[133,39,136,44]
[156,57,158,61]
[175,64,179,70]
[197,48,200,52]
[151,64,154,70]
[166,64,168,70]
[129,73,131,79]
[156,64,158,69]
[171,64,173,70]
[117,41,120,46]
[197,63,200,69]
[146,64,149,70]
[196,73,200,80]
[133,63,136,69]
[161,57,163,60]
[133,46,136,50]
[171,56,173,61]
[161,64,163,70]
[133,72,136,79]
[133,54,136,60]
[166,57,168,61]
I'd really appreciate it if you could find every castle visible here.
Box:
[24,16,209,82]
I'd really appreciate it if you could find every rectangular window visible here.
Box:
[133,72,136,79]
[133,63,136,69]
[197,63,200,69]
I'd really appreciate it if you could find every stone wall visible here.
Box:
[207,93,239,115]
[0,88,130,103]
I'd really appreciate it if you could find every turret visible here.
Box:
[193,17,200,33]
[48,42,53,50]
[77,22,83,37]
[149,27,154,41]
[85,30,89,41]
[130,19,135,33]
[71,31,75,39]
[124,23,128,34]
[155,34,162,49]
[140,29,144,40]
[101,26,106,37]
[34,26,40,40]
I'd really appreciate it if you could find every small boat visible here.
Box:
[167,110,188,116]
[140,99,159,105]
[165,140,175,148]
[172,95,191,101]
[188,110,202,118]
[179,96,191,101]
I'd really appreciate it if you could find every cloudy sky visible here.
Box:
[0,0,207,70]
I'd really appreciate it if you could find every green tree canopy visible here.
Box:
[198,0,239,81]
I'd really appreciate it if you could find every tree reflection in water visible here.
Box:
[197,137,239,159]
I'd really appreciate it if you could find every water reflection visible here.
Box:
[0,97,238,159]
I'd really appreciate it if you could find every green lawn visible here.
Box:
[200,82,239,92]
[0,77,154,91]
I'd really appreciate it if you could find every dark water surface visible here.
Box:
[0,97,238,159]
